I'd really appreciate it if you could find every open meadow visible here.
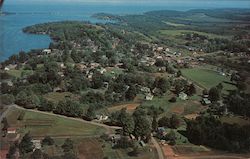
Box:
[181,68,236,91]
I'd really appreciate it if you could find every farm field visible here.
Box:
[77,138,104,159]
[181,68,236,91]
[5,107,105,137]
[158,29,229,39]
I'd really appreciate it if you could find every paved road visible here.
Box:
[152,137,165,159]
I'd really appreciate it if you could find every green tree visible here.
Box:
[176,70,182,77]
[170,114,181,129]
[154,77,170,94]
[209,87,220,102]
[30,149,43,159]
[134,115,151,140]
[85,106,96,120]
[42,136,54,146]
[165,130,176,145]
[186,83,196,96]
[1,117,9,136]
[62,138,74,153]
[158,116,170,127]
[125,85,137,100]
[152,115,158,132]
[0,94,15,105]
[19,133,34,154]
[119,109,135,135]
[6,144,17,159]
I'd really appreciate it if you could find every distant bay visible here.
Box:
[0,1,250,61]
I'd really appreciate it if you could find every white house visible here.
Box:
[42,49,52,54]
[96,115,109,121]
[145,93,154,101]
[4,67,10,71]
[32,140,41,150]
[99,68,107,74]
[179,92,188,100]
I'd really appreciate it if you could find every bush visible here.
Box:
[169,97,177,103]
[42,136,54,146]
[1,94,15,105]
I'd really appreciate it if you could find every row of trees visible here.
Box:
[186,115,250,152]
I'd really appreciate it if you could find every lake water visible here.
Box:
[0,1,250,61]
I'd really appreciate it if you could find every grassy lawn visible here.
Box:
[181,68,236,91]
[7,69,33,78]
[141,94,203,117]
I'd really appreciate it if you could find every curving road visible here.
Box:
[152,137,165,159]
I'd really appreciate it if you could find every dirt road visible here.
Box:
[152,137,165,159]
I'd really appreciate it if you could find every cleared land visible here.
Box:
[220,116,250,126]
[78,138,104,159]
[43,92,75,103]
[181,68,235,91]
[5,107,105,137]
[141,94,203,117]
[108,103,140,113]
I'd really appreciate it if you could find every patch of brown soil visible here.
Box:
[162,145,179,159]
[184,114,199,120]
[108,103,140,112]
[171,106,185,114]
[78,138,104,159]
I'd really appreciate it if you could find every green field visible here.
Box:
[4,107,105,137]
[159,29,229,39]
[164,21,186,27]
[181,68,236,91]
[141,94,202,117]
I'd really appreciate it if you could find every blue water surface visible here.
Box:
[0,1,250,61]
